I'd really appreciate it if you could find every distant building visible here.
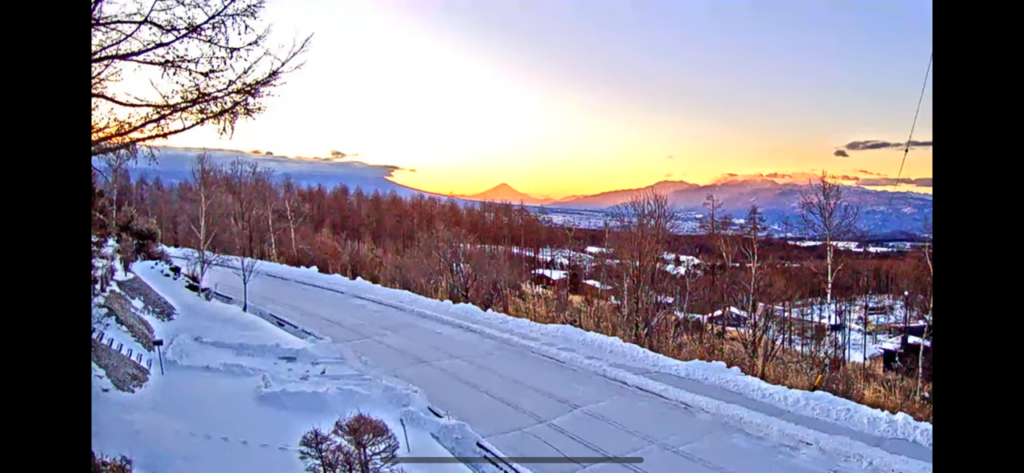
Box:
[870,330,932,382]
[705,307,750,329]
[531,269,568,290]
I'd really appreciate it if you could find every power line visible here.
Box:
[889,53,932,204]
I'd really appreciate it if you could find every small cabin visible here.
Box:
[531,269,569,289]
[873,336,932,382]
[705,307,749,328]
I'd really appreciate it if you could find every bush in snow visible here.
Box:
[92,238,119,298]
[298,412,404,473]
[115,207,169,271]
[91,450,133,472]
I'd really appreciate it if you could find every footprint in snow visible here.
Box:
[221,436,229,442]
[240,440,249,446]
[260,443,270,449]
[277,445,290,451]
[203,433,212,440]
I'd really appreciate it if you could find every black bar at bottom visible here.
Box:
[393,457,643,464]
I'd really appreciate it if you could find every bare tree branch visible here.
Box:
[798,171,860,364]
[92,0,312,157]
[608,190,679,345]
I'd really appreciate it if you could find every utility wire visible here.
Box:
[889,53,933,206]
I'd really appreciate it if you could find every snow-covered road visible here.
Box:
[200,264,931,473]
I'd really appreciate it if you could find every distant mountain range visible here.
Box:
[106,147,932,237]
[458,178,932,237]
[116,147,453,200]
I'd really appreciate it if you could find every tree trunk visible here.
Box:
[266,203,278,262]
[285,199,298,260]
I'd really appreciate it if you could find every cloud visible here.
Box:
[840,140,933,151]
[833,150,850,157]
[664,173,673,178]
[666,155,674,159]
[857,169,884,176]
[857,177,932,187]
[137,147,406,181]
[764,172,792,179]
[836,175,860,181]
[328,150,362,161]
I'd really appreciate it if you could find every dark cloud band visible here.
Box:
[858,177,933,187]
[841,140,933,151]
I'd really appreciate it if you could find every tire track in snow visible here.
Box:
[234,280,738,473]
[182,258,929,472]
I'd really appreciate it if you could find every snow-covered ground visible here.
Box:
[771,297,926,362]
[159,247,932,472]
[785,240,906,253]
[92,261,490,473]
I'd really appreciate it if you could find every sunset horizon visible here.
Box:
[92,3,936,465]
[157,0,932,200]
[146,141,937,198]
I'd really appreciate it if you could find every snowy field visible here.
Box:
[155,247,932,472]
[92,261,491,473]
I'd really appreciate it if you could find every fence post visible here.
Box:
[154,339,165,375]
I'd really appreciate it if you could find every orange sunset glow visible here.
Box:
[162,0,932,199]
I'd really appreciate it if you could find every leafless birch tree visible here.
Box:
[187,153,224,295]
[261,176,280,262]
[739,205,767,317]
[798,172,859,307]
[799,172,860,364]
[225,158,270,311]
[233,255,261,312]
[916,219,933,396]
[281,177,307,261]
[736,205,782,377]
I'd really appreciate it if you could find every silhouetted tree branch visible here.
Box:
[91,0,312,157]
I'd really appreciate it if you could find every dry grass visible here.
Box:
[227,242,935,423]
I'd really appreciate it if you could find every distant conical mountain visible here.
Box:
[460,183,555,205]
[123,148,932,235]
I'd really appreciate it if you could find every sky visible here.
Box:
[161,0,933,198]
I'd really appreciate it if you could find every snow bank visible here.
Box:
[92,260,510,473]
[162,247,932,455]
